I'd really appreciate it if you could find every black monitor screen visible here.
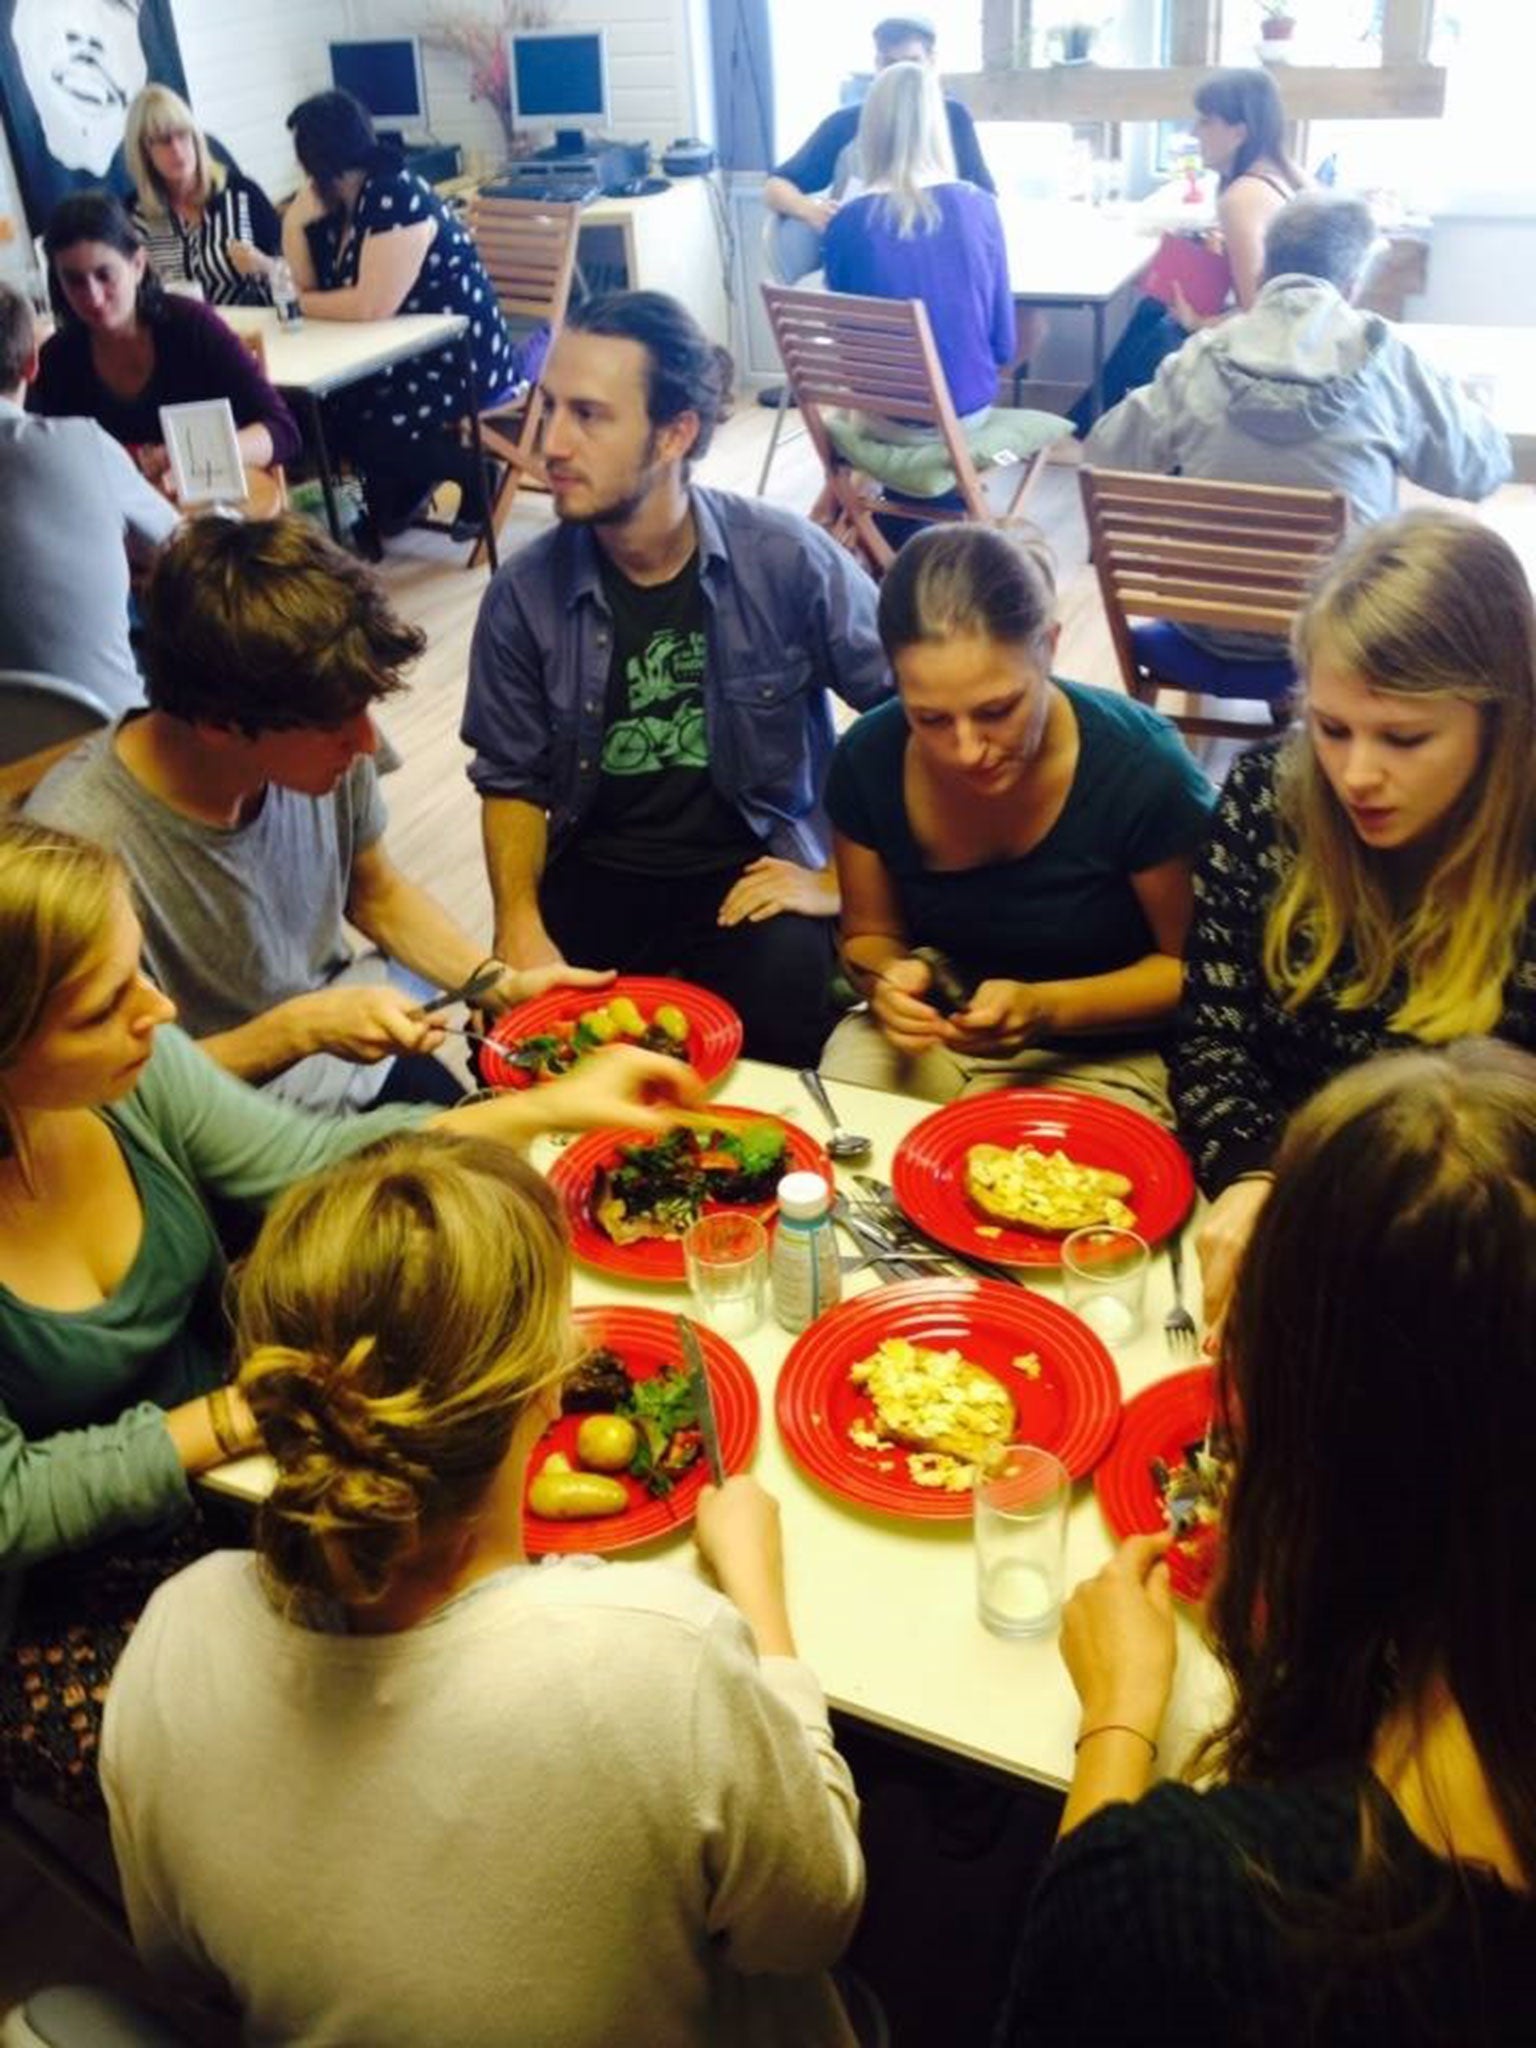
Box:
[510,34,607,122]
[329,41,425,125]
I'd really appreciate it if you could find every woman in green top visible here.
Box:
[821,527,1214,1110]
[0,818,699,1809]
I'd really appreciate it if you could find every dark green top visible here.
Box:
[826,680,1214,992]
[0,1025,427,1574]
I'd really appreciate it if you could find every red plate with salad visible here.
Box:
[480,976,743,1089]
[546,1109,833,1282]
[525,1305,759,1556]
[775,1279,1122,1521]
[891,1089,1196,1269]
[1094,1367,1233,1603]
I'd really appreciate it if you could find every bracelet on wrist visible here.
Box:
[1074,1722,1158,1760]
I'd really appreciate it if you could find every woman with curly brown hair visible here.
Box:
[102,1131,864,2046]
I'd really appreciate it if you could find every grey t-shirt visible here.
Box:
[28,725,391,1111]
[0,399,176,713]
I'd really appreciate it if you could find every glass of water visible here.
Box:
[975,1444,1070,1638]
[1061,1226,1150,1349]
[683,1213,768,1337]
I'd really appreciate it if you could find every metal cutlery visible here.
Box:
[851,1175,1028,1289]
[797,1070,872,1161]
[1164,1238,1199,1355]
[831,1196,929,1284]
[415,963,507,1015]
[677,1316,727,1485]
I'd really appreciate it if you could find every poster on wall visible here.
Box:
[0,0,189,233]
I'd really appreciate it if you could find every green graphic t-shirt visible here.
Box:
[580,551,760,876]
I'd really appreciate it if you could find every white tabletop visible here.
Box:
[205,1062,1226,1791]
[1002,202,1152,305]
[223,308,467,396]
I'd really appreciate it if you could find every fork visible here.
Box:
[1164,1238,1199,1355]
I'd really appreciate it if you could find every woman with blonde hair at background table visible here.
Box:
[1001,1039,1536,2044]
[821,524,1213,1115]
[123,83,280,308]
[0,811,699,1811]
[103,1131,865,2048]
[1173,508,1536,1331]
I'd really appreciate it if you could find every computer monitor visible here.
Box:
[507,30,610,154]
[327,38,429,134]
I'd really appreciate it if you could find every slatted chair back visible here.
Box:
[1079,467,1348,742]
[464,195,583,568]
[762,283,1051,577]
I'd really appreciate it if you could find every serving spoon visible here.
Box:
[798,1070,872,1161]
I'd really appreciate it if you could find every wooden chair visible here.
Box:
[0,670,111,807]
[464,194,583,569]
[761,284,1071,577]
[236,328,289,512]
[1079,468,1349,743]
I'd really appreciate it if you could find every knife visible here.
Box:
[831,1196,929,1284]
[852,1174,1029,1288]
[416,962,507,1016]
[677,1316,727,1485]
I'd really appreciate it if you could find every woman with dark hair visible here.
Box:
[1001,1038,1536,2044]
[29,190,300,492]
[103,1130,863,2044]
[820,525,1213,1111]
[238,88,521,532]
[1173,508,1536,1329]
[1082,67,1305,425]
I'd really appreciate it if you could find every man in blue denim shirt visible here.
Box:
[463,291,891,1067]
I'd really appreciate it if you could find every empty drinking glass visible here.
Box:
[975,1444,1071,1638]
[1061,1225,1150,1349]
[683,1212,769,1336]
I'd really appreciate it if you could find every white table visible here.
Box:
[1398,324,1536,484]
[1001,203,1152,423]
[223,309,495,563]
[205,1063,1226,1794]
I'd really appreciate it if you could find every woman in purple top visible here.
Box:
[823,60,1014,422]
[30,192,300,494]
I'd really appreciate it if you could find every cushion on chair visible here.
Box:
[1130,622,1298,705]
[826,410,1073,499]
[2,1987,193,2048]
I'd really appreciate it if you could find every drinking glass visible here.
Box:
[974,1444,1071,1638]
[683,1213,768,1336]
[1061,1226,1150,1348]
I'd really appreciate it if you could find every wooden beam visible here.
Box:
[948,63,1447,123]
[982,0,1020,71]
[1167,0,1219,67]
[1381,0,1434,65]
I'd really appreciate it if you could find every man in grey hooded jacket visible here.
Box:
[1084,193,1511,530]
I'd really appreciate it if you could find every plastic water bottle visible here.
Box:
[770,1171,842,1334]
[270,258,303,328]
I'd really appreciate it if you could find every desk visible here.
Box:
[224,309,494,564]
[576,178,731,347]
[205,1061,1225,1793]
[1398,324,1536,484]
[1003,204,1151,423]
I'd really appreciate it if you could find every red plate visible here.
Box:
[891,1088,1195,1269]
[480,976,742,1089]
[524,1305,759,1556]
[775,1279,1122,1520]
[547,1109,833,1282]
[1094,1367,1224,1603]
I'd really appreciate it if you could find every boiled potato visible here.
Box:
[609,995,646,1037]
[528,1461,629,1520]
[653,1004,688,1043]
[576,1413,638,1472]
[581,1004,619,1043]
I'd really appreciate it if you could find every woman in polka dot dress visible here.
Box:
[265,90,534,533]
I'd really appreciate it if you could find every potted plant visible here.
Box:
[1259,3,1298,47]
[423,1,556,159]
[1051,20,1100,65]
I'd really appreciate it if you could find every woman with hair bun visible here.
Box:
[103,1132,864,2047]
[821,524,1213,1112]
[1002,1039,1536,2043]
[1174,508,1536,1329]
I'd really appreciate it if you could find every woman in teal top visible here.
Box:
[822,528,1214,1110]
[0,818,700,1808]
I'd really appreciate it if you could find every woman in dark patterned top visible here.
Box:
[124,86,280,309]
[245,89,521,533]
[1002,1040,1536,2047]
[1172,510,1536,1328]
